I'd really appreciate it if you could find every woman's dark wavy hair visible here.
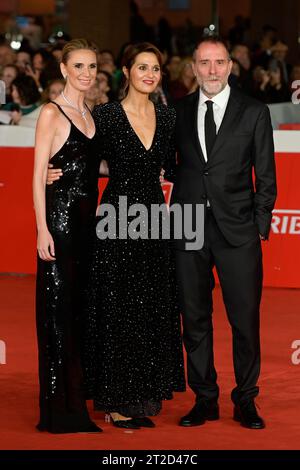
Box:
[120,42,163,98]
[11,75,41,105]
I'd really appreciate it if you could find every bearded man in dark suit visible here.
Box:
[171,37,277,429]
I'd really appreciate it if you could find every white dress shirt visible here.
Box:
[197,84,231,162]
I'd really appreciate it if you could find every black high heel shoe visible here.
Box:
[131,417,155,428]
[106,414,140,429]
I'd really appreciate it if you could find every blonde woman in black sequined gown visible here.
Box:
[84,43,185,429]
[33,39,102,433]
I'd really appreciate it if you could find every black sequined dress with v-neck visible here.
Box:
[36,102,100,433]
[84,102,185,417]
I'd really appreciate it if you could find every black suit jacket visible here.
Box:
[169,87,277,249]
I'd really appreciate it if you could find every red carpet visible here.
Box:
[1,273,300,450]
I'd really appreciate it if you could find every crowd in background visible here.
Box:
[0,3,299,127]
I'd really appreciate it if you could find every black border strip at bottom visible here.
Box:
[1,450,300,464]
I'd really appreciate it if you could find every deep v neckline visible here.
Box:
[71,120,96,141]
[68,103,96,140]
[119,102,157,152]
[51,101,96,140]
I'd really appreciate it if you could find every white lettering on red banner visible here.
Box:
[0,340,6,365]
[291,340,300,365]
[271,210,300,235]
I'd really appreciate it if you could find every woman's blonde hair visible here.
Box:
[61,38,98,64]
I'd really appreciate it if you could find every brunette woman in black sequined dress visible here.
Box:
[33,39,102,433]
[84,43,185,429]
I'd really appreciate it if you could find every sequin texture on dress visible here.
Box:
[84,102,185,417]
[36,102,100,433]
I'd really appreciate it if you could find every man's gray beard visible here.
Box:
[201,80,226,97]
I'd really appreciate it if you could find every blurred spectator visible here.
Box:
[51,45,63,64]
[98,49,122,94]
[169,57,197,101]
[16,50,32,73]
[150,85,168,106]
[269,40,291,84]
[84,80,101,110]
[251,65,269,100]
[98,50,116,75]
[116,42,132,69]
[19,16,42,50]
[97,70,114,103]
[1,64,18,102]
[229,58,242,89]
[166,55,182,82]
[28,49,60,91]
[251,63,290,103]
[32,50,46,73]
[231,59,241,77]
[84,71,114,110]
[0,44,16,73]
[230,44,252,94]
[265,61,291,103]
[42,78,65,103]
[290,64,300,82]
[231,44,251,71]
[2,75,40,124]
[253,25,277,68]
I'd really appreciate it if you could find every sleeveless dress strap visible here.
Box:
[84,102,93,117]
[50,101,73,124]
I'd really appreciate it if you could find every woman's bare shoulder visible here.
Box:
[39,102,61,120]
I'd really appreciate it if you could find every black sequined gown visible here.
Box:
[36,103,100,433]
[84,102,185,417]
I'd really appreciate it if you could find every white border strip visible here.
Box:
[273,209,300,214]
[273,131,300,153]
[0,126,35,148]
[1,129,300,151]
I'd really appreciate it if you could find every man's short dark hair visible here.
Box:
[193,36,231,61]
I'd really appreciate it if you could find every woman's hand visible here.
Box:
[159,168,165,184]
[259,70,270,91]
[25,64,41,88]
[37,228,56,261]
[47,163,63,184]
[10,110,22,125]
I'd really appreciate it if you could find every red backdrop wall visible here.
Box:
[0,147,299,287]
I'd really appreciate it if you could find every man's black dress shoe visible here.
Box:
[233,400,265,429]
[179,401,219,427]
[131,417,155,428]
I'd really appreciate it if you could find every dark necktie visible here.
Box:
[205,100,216,159]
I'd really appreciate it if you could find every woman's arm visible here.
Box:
[46,158,110,183]
[33,104,57,261]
